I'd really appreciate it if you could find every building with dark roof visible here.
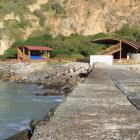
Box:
[92,37,140,59]
[17,46,53,62]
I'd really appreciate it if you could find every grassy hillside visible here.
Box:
[0,32,109,60]
[113,24,140,41]
[1,24,140,61]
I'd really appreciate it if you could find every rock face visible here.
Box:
[0,0,140,54]
[0,34,12,55]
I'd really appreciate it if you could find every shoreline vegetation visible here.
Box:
[1,24,140,61]
[0,61,93,140]
[0,32,110,61]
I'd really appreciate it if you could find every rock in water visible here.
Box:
[5,129,32,140]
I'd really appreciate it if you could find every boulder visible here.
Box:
[6,129,32,140]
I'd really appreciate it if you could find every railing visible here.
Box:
[98,43,121,55]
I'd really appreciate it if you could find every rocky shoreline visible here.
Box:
[6,107,56,140]
[0,62,92,96]
[0,62,93,140]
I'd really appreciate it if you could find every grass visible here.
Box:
[3,19,31,39]
[0,0,35,17]
[41,0,66,16]
[113,24,140,41]
[33,10,46,27]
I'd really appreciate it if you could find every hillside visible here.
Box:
[0,0,140,55]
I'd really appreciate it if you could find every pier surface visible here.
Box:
[32,64,140,140]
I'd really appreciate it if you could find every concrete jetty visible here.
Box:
[32,63,140,140]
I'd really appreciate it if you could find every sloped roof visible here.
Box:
[132,42,140,49]
[23,46,53,51]
[92,37,140,50]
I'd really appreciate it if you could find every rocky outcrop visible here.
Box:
[6,129,32,140]
[27,0,140,36]
[0,62,92,96]
[0,0,140,54]
[0,35,12,55]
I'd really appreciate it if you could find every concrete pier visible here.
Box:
[32,64,140,140]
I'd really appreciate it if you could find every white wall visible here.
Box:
[90,55,113,65]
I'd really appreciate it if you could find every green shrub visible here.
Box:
[0,0,35,17]
[1,50,17,60]
[11,40,25,49]
[70,54,85,61]
[4,19,31,39]
[0,55,7,60]
[52,49,70,56]
[18,19,32,28]
[113,24,140,41]
[1,32,110,60]
[25,34,52,46]
[54,53,85,61]
[33,10,46,27]
[89,32,110,40]
[41,0,66,15]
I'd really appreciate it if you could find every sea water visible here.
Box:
[0,81,63,139]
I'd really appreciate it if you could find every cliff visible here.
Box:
[0,0,140,54]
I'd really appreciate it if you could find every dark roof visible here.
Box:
[132,42,140,49]
[92,37,140,50]
[23,46,53,51]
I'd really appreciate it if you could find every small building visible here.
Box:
[92,37,140,60]
[17,46,53,62]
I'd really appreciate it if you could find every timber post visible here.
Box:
[48,51,50,59]
[28,50,31,62]
[120,40,122,60]
[22,47,25,62]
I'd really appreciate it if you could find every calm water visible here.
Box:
[0,81,63,140]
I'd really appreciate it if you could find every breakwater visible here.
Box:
[0,62,92,96]
[31,63,140,140]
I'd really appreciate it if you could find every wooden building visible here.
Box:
[17,46,53,62]
[92,37,140,60]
